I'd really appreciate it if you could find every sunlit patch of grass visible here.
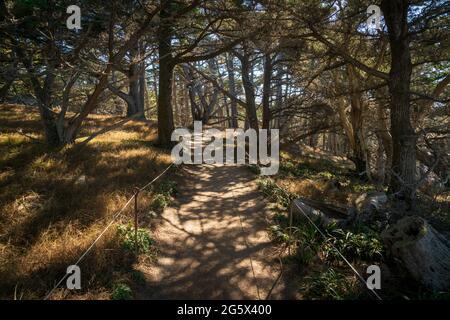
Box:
[271,152,388,208]
[279,178,324,200]
[30,155,67,173]
[260,154,386,299]
[0,168,15,185]
[257,178,296,208]
[300,267,363,300]
[0,104,173,299]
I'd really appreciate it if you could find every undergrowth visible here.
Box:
[111,283,133,300]
[258,172,383,300]
[0,105,172,299]
[117,223,156,255]
[149,180,178,213]
[301,268,361,300]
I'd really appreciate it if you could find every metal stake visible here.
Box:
[134,187,140,254]
[288,204,293,256]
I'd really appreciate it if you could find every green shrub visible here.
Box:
[268,225,290,243]
[257,178,295,208]
[150,193,171,211]
[292,222,323,265]
[117,223,155,254]
[302,268,359,300]
[156,180,178,196]
[322,228,383,262]
[349,183,378,193]
[273,212,289,226]
[280,161,314,177]
[111,283,133,300]
[316,171,335,180]
[280,160,345,179]
[148,180,177,213]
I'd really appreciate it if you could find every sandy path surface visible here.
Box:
[138,164,296,299]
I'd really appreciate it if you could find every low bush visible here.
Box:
[301,268,360,300]
[111,283,133,300]
[150,193,171,211]
[117,223,155,254]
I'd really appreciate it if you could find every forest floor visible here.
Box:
[0,104,174,299]
[0,104,301,299]
[136,163,299,299]
[1,104,448,300]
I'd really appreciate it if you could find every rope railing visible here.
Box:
[44,162,174,300]
[292,200,383,300]
[245,151,382,300]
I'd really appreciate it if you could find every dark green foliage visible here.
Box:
[280,159,347,179]
[150,193,171,211]
[155,180,178,196]
[111,283,133,300]
[117,223,155,254]
[301,268,361,300]
[257,178,296,208]
[322,227,383,262]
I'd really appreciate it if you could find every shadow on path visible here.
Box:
[137,164,298,299]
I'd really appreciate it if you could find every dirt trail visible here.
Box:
[138,163,297,299]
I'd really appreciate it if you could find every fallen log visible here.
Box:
[382,216,450,291]
[291,198,349,227]
[352,192,390,230]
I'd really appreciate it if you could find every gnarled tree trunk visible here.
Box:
[381,0,417,204]
[237,45,259,130]
[262,53,272,130]
[157,1,175,147]
[226,53,238,128]
[382,216,450,291]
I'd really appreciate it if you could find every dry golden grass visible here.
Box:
[0,104,173,299]
[277,144,450,230]
[276,148,360,207]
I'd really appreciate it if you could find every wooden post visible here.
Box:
[134,187,140,254]
[288,205,293,256]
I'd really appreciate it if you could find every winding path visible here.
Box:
[138,163,297,299]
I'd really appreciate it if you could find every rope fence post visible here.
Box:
[134,187,140,255]
[43,162,174,300]
[288,205,293,256]
[242,151,382,301]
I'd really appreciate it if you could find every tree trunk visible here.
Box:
[238,47,258,130]
[184,65,202,122]
[157,1,175,147]
[375,134,386,184]
[126,45,145,119]
[273,57,284,129]
[262,53,272,130]
[382,216,450,291]
[376,102,393,183]
[226,53,238,128]
[0,76,15,102]
[172,71,179,126]
[334,68,368,179]
[137,52,146,118]
[36,55,61,147]
[0,53,17,102]
[381,0,416,204]
[39,103,60,147]
[128,57,139,116]
[347,65,368,179]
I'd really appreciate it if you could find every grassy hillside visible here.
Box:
[0,104,173,299]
